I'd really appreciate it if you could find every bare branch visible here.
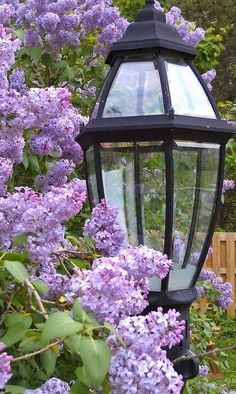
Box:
[25,279,48,320]
[173,343,236,364]
[12,338,63,362]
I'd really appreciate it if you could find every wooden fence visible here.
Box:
[204,232,236,317]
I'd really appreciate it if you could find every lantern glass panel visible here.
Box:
[99,142,165,247]
[100,142,138,244]
[172,144,198,266]
[165,58,216,119]
[102,62,164,118]
[168,142,220,291]
[140,146,166,251]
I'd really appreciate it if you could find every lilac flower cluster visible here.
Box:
[0,180,86,278]
[35,159,75,192]
[222,179,235,193]
[155,2,205,47]
[84,199,126,257]
[0,342,13,389]
[117,245,172,281]
[202,69,216,91]
[67,258,148,324]
[0,158,13,196]
[23,378,70,394]
[15,0,128,54]
[108,310,185,393]
[66,245,172,324]
[198,269,233,309]
[0,25,87,196]
[9,68,26,94]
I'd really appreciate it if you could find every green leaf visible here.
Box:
[102,375,112,394]
[75,366,91,387]
[40,349,57,377]
[20,331,42,353]
[0,252,27,262]
[72,300,91,325]
[4,385,26,393]
[12,28,25,41]
[22,151,29,170]
[12,233,28,247]
[84,237,96,251]
[42,312,83,343]
[27,47,43,63]
[6,313,32,329]
[41,53,53,67]
[4,260,29,284]
[28,153,40,172]
[79,337,111,388]
[32,279,48,295]
[70,379,90,394]
[65,334,81,354]
[1,322,26,347]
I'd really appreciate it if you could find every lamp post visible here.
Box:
[76,0,235,382]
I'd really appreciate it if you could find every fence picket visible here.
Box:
[204,232,236,317]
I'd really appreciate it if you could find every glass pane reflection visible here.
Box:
[165,59,216,119]
[169,142,220,291]
[103,62,164,118]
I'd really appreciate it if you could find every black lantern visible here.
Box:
[77,0,235,381]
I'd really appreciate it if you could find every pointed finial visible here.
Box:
[145,0,155,5]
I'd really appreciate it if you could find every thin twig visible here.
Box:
[173,342,236,364]
[12,338,64,362]
[57,255,72,277]
[25,279,48,320]
[29,304,46,317]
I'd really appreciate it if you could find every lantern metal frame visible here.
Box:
[76,0,236,381]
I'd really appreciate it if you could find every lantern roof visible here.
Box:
[106,0,196,65]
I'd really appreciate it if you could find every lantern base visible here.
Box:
[143,288,199,381]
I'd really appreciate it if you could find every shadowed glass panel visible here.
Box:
[103,62,164,118]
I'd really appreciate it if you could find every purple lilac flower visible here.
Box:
[0,180,86,268]
[108,309,185,350]
[198,269,233,309]
[84,199,126,257]
[0,342,13,389]
[15,0,128,54]
[220,391,236,394]
[69,259,148,324]
[199,364,209,376]
[0,3,14,25]
[23,378,70,394]
[222,179,235,193]
[9,68,27,94]
[116,245,172,281]
[67,245,173,324]
[35,159,75,191]
[109,347,184,394]
[196,286,206,298]
[202,69,216,91]
[0,158,13,196]
[108,310,185,394]
[29,134,55,156]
